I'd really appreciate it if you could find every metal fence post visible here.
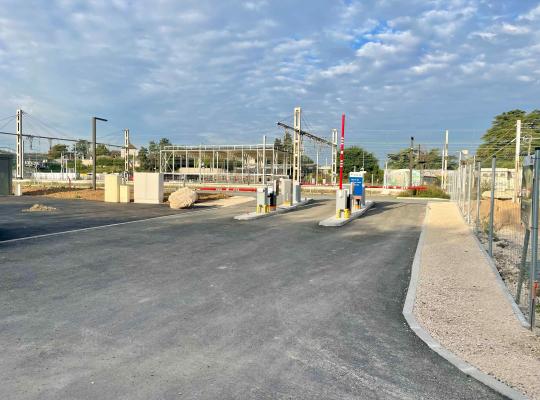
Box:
[476,162,481,233]
[488,156,496,257]
[467,162,472,223]
[529,149,540,329]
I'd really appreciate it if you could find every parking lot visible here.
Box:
[0,197,504,399]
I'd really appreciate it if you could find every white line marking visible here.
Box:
[0,208,214,245]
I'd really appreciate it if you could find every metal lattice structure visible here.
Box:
[159,143,293,184]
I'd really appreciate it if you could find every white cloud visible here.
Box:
[518,4,540,21]
[243,1,268,11]
[500,23,530,35]
[273,39,313,53]
[0,0,538,161]
[320,63,359,78]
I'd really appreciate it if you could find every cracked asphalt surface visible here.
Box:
[0,196,506,399]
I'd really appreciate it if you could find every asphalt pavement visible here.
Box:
[0,197,506,399]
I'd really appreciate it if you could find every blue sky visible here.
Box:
[0,0,539,161]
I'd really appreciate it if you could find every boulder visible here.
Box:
[482,190,513,200]
[168,187,198,209]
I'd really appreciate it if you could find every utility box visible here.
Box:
[119,185,131,203]
[0,153,13,196]
[104,174,121,203]
[256,187,269,213]
[134,172,164,204]
[293,183,302,204]
[280,178,293,206]
[336,186,351,218]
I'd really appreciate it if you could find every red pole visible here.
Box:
[339,113,345,190]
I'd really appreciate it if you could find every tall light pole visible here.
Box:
[92,116,108,190]
[409,136,414,188]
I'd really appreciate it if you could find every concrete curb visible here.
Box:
[318,201,374,227]
[233,199,312,221]
[402,203,529,400]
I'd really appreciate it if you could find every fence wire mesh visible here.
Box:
[449,155,538,331]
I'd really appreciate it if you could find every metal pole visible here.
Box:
[262,135,266,185]
[443,130,448,189]
[514,120,521,203]
[409,136,414,189]
[16,109,24,179]
[92,118,96,190]
[124,128,130,175]
[467,162,473,223]
[332,128,338,185]
[293,107,302,184]
[475,162,481,233]
[339,114,345,190]
[529,148,540,329]
[316,146,319,185]
[517,229,530,304]
[272,143,275,182]
[488,156,496,257]
[91,116,107,190]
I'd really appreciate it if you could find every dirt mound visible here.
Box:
[23,187,104,201]
[22,204,57,212]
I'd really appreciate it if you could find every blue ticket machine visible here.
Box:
[349,172,365,209]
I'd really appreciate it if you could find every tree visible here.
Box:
[340,146,380,178]
[96,144,110,156]
[159,138,171,147]
[476,109,540,167]
[48,144,68,159]
[283,132,293,152]
[137,146,150,171]
[388,147,457,170]
[136,138,171,171]
[274,138,282,148]
[73,140,89,158]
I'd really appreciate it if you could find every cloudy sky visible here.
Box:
[0,0,539,160]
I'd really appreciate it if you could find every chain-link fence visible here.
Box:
[449,155,538,331]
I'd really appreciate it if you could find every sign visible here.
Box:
[349,172,364,197]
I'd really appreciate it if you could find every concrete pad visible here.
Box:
[318,200,374,227]
[234,198,312,220]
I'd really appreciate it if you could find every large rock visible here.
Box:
[482,190,513,200]
[169,187,198,209]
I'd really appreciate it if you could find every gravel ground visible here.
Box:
[415,202,540,399]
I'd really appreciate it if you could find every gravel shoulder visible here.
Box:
[415,202,540,399]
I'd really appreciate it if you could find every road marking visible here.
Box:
[0,208,216,245]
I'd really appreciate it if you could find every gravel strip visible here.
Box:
[415,202,540,399]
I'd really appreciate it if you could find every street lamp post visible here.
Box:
[92,116,108,190]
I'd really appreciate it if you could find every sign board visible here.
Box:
[521,155,534,227]
[349,172,364,197]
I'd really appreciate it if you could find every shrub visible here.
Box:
[399,185,449,199]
